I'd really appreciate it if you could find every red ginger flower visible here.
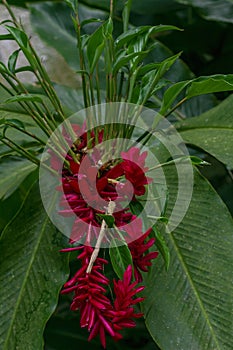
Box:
[61,246,144,348]
[54,124,151,245]
[127,220,158,282]
[129,230,159,282]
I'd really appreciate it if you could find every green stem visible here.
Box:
[6,122,46,145]
[147,156,192,172]
[2,0,18,26]
[89,74,96,106]
[2,137,40,165]
[118,71,124,101]
[110,0,114,18]
[73,15,91,108]
[163,97,187,119]
[95,64,101,104]
[127,66,139,102]
[123,0,132,32]
[1,73,51,137]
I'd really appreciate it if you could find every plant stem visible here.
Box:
[6,122,46,145]
[123,0,132,32]
[95,64,101,104]
[110,0,114,19]
[72,14,91,108]
[2,137,40,165]
[118,71,124,101]
[2,0,18,26]
[86,201,116,274]
[146,156,192,172]
[163,97,187,119]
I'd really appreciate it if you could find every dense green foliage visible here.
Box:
[0,1,232,349]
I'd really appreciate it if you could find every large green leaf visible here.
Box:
[0,170,38,233]
[147,41,217,117]
[175,0,233,24]
[143,168,233,349]
[0,0,56,6]
[176,94,233,169]
[160,74,233,114]
[53,84,84,113]
[0,156,37,199]
[29,2,78,70]
[79,0,183,14]
[0,181,69,350]
[29,2,107,71]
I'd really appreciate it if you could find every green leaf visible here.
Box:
[131,0,182,15]
[113,50,148,74]
[151,226,170,270]
[29,2,78,70]
[0,34,14,40]
[0,0,54,7]
[3,94,44,104]
[53,84,85,113]
[129,199,144,216]
[160,74,233,114]
[0,171,38,234]
[5,119,26,130]
[0,157,37,200]
[190,156,209,166]
[8,49,21,73]
[0,62,10,74]
[81,18,103,28]
[97,213,115,228]
[109,239,133,279]
[143,168,233,349]
[29,2,107,71]
[5,25,29,49]
[14,66,34,73]
[138,52,181,103]
[0,181,69,350]
[187,74,233,98]
[87,19,112,73]
[175,0,233,24]
[116,25,181,50]
[65,0,78,12]
[160,80,190,114]
[176,94,233,169]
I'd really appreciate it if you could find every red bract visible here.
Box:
[56,125,158,347]
[54,125,151,245]
[128,221,158,282]
[61,247,145,348]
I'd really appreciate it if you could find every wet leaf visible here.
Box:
[0,181,69,350]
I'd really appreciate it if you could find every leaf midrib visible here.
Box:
[3,186,57,349]
[168,230,221,350]
[178,126,233,132]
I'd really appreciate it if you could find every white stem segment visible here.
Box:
[86,201,116,274]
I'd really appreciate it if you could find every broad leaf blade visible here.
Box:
[175,0,233,24]
[29,2,107,71]
[143,169,233,349]
[176,94,233,168]
[187,74,233,98]
[0,157,37,200]
[109,239,133,279]
[0,171,38,233]
[0,181,69,350]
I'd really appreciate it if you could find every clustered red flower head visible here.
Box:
[61,245,145,348]
[124,219,158,282]
[55,125,151,245]
[53,125,158,347]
